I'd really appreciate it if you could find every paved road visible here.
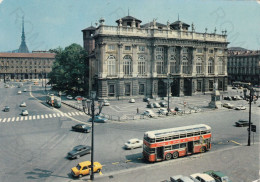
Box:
[0,81,259,182]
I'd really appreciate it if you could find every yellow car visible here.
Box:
[71,161,102,178]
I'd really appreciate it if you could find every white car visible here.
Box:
[129,98,135,103]
[153,102,161,108]
[21,109,29,116]
[23,89,27,92]
[67,95,73,100]
[17,90,22,94]
[158,108,168,115]
[143,110,156,118]
[20,102,27,107]
[222,103,234,109]
[103,100,110,106]
[235,105,246,110]
[170,175,194,182]
[124,138,143,150]
[190,173,216,182]
[234,95,243,100]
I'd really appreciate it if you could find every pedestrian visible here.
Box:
[221,95,223,100]
[137,107,139,114]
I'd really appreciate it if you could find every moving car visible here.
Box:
[159,101,168,107]
[17,90,22,94]
[143,110,156,118]
[143,97,150,102]
[158,108,168,115]
[170,175,194,182]
[175,107,182,112]
[146,103,154,108]
[223,96,232,101]
[222,103,234,109]
[67,95,73,100]
[124,138,143,149]
[153,102,161,108]
[190,173,216,182]
[204,170,231,182]
[234,105,246,110]
[67,145,91,159]
[88,115,108,123]
[235,119,252,127]
[72,124,91,133]
[20,102,27,107]
[71,161,102,178]
[21,109,29,116]
[129,98,135,103]
[3,106,10,112]
[103,100,110,106]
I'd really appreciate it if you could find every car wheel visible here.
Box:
[172,152,179,159]
[76,155,80,159]
[165,153,172,160]
[79,174,82,178]
[201,147,206,153]
[97,169,101,173]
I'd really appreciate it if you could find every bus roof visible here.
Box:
[145,124,211,139]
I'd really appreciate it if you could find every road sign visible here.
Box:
[251,125,256,132]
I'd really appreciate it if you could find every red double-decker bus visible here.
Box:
[143,124,211,162]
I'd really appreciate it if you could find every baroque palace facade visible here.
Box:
[227,49,260,86]
[82,16,228,99]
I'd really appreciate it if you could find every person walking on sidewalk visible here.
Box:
[137,107,139,114]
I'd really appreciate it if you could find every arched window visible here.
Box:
[208,57,214,74]
[182,56,189,74]
[107,55,116,76]
[156,61,164,74]
[196,57,202,74]
[138,56,146,76]
[170,55,177,74]
[123,55,132,75]
[218,58,224,74]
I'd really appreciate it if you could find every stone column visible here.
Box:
[118,43,124,78]
[178,46,183,74]
[191,47,196,76]
[165,46,170,74]
[204,47,209,76]
[151,45,157,77]
[99,43,106,78]
[179,77,184,96]
[224,49,228,75]
[132,44,138,77]
[214,48,218,76]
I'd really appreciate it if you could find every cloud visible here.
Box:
[0,0,3,4]
[257,0,260,4]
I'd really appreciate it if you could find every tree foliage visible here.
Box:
[48,43,88,95]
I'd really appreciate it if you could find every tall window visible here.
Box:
[107,55,116,76]
[138,56,146,75]
[182,57,189,74]
[108,85,115,96]
[139,84,145,95]
[196,57,202,74]
[125,84,131,96]
[156,61,164,74]
[218,58,224,74]
[156,47,164,54]
[139,46,145,52]
[108,45,115,51]
[208,58,214,74]
[123,55,132,75]
[170,61,177,74]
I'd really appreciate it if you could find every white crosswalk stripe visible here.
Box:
[37,115,40,119]
[16,117,19,121]
[49,114,52,118]
[71,112,75,116]
[60,113,64,116]
[41,115,44,119]
[20,117,24,121]
[25,116,28,120]
[33,116,36,120]
[75,112,79,115]
[64,113,68,117]
[45,114,48,118]
[68,112,72,116]
[3,118,6,122]
[7,118,11,122]
[53,114,56,118]
[0,119,2,122]
[79,112,84,115]
[29,116,32,120]
[57,113,60,117]
[12,117,15,122]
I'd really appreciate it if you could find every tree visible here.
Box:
[48,43,88,95]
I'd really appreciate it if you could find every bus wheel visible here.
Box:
[201,147,206,153]
[165,153,172,160]
[172,152,179,159]
[79,174,82,178]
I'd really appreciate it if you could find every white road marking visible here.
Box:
[12,117,15,122]
[25,116,28,120]
[0,119,2,122]
[2,118,6,122]
[75,112,79,115]
[29,116,32,120]
[37,115,40,119]
[41,115,44,119]
[45,114,48,118]
[49,114,52,118]
[71,112,75,116]
[49,134,67,149]
[7,118,11,122]
[68,112,72,116]
[79,112,84,115]
[16,117,19,121]
[53,114,56,118]
[20,117,24,121]
[64,113,68,117]
[57,113,60,117]
[33,115,36,120]
[60,113,64,116]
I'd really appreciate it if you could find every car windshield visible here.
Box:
[239,120,247,123]
[76,164,81,170]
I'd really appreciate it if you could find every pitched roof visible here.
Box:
[116,16,142,23]
[0,53,55,58]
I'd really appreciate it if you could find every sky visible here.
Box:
[0,0,260,52]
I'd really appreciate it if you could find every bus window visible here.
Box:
[187,133,193,137]
[180,143,186,148]
[172,144,179,149]
[180,134,186,138]
[201,131,206,135]
[194,131,200,136]
[164,136,172,141]
[164,146,171,151]
[173,135,179,139]
[194,140,200,145]
[156,137,164,142]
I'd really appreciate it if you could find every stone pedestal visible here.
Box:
[208,90,222,108]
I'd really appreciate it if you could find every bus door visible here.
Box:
[187,141,193,154]
[156,147,164,160]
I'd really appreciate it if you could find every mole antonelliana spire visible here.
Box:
[18,16,29,53]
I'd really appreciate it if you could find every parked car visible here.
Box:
[147,103,154,108]
[153,102,161,108]
[67,145,91,159]
[234,105,246,110]
[234,95,243,100]
[3,106,10,112]
[204,170,231,182]
[222,103,234,109]
[71,161,102,178]
[235,119,251,127]
[232,87,237,89]
[88,115,108,123]
[159,101,168,107]
[223,96,232,101]
[75,96,83,101]
[20,102,27,107]
[23,89,27,92]
[17,90,22,94]
[67,95,73,100]
[124,138,143,149]
[103,100,110,106]
[175,107,182,112]
[158,108,168,115]
[143,110,156,118]
[170,175,194,182]
[129,98,135,103]
[4,84,9,88]
[72,124,91,133]
[190,173,216,182]
[143,97,150,102]
[21,109,29,116]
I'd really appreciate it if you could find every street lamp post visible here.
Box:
[164,74,174,114]
[82,91,103,180]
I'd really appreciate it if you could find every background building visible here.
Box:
[82,16,229,99]
[228,48,260,86]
